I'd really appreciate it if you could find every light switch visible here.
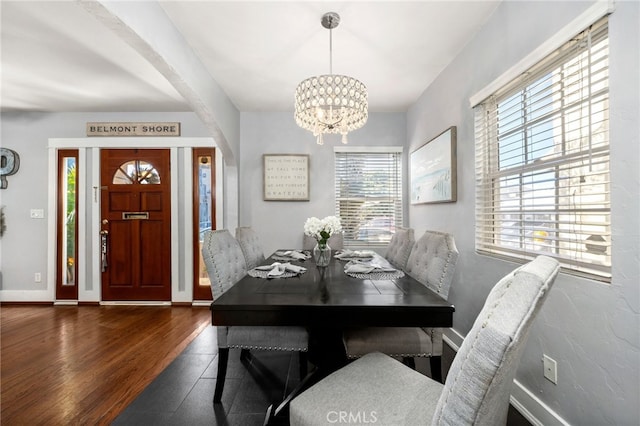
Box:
[30,209,44,219]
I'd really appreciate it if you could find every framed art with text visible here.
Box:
[410,126,457,204]
[263,154,310,201]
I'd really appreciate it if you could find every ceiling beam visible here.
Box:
[78,0,239,167]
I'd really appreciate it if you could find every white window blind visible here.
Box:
[475,17,611,281]
[334,147,403,247]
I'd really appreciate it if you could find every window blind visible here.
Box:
[334,148,403,247]
[475,17,611,281]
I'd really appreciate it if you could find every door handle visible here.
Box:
[100,230,109,272]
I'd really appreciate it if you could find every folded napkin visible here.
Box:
[254,262,307,277]
[344,261,396,274]
[274,250,310,261]
[335,249,376,259]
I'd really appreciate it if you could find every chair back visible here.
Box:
[384,227,415,270]
[202,230,247,299]
[432,256,560,426]
[405,230,459,298]
[235,227,265,269]
[303,233,344,251]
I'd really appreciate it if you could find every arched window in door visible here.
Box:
[112,160,160,184]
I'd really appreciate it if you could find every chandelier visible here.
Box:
[294,12,368,145]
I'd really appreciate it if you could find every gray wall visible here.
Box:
[0,111,211,294]
[407,1,639,424]
[239,112,406,256]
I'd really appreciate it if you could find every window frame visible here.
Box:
[474,17,611,282]
[334,146,403,248]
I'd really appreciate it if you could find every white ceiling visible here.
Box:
[0,1,500,114]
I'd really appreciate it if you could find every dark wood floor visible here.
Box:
[1,305,532,425]
[0,305,210,425]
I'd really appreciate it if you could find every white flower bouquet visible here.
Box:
[304,215,342,246]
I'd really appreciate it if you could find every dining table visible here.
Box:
[209,248,455,423]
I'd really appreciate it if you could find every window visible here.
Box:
[56,149,78,299]
[475,17,610,281]
[192,148,216,300]
[112,160,160,184]
[334,147,403,247]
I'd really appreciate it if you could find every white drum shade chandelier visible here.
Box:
[294,12,368,145]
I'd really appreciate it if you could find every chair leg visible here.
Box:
[299,351,308,379]
[402,356,416,369]
[430,356,443,383]
[213,347,229,403]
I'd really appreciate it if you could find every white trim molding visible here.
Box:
[469,0,615,107]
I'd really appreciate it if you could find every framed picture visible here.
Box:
[263,154,310,201]
[410,126,457,204]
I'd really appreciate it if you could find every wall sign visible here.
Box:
[263,154,309,201]
[0,148,20,189]
[86,122,181,137]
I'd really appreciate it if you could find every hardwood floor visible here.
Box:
[0,305,210,425]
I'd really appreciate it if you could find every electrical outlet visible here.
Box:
[34,272,42,283]
[543,354,557,384]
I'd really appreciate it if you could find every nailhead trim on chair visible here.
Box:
[435,274,518,420]
[228,344,309,351]
[405,230,459,298]
[347,351,432,359]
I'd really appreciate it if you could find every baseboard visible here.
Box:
[443,329,570,426]
[99,301,172,306]
[54,300,79,306]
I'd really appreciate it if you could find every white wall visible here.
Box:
[407,1,639,424]
[239,112,406,256]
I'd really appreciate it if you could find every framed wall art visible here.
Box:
[410,126,457,204]
[263,154,309,201]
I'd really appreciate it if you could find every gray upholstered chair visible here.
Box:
[291,255,560,426]
[384,227,415,270]
[342,230,458,381]
[202,229,308,403]
[303,232,344,251]
[235,226,265,269]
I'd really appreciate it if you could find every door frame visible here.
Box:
[47,137,223,304]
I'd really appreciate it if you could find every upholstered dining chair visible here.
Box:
[342,230,458,382]
[291,255,560,426]
[383,227,415,270]
[202,229,309,403]
[235,226,265,269]
[303,232,344,251]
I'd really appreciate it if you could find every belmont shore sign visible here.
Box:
[86,122,181,137]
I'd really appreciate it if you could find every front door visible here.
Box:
[100,149,171,301]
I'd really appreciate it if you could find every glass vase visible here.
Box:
[313,242,331,267]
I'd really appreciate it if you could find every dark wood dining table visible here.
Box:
[211,250,454,328]
[210,249,454,423]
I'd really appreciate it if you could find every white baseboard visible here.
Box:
[100,301,171,306]
[443,329,570,426]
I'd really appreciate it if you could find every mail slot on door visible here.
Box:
[122,212,149,220]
